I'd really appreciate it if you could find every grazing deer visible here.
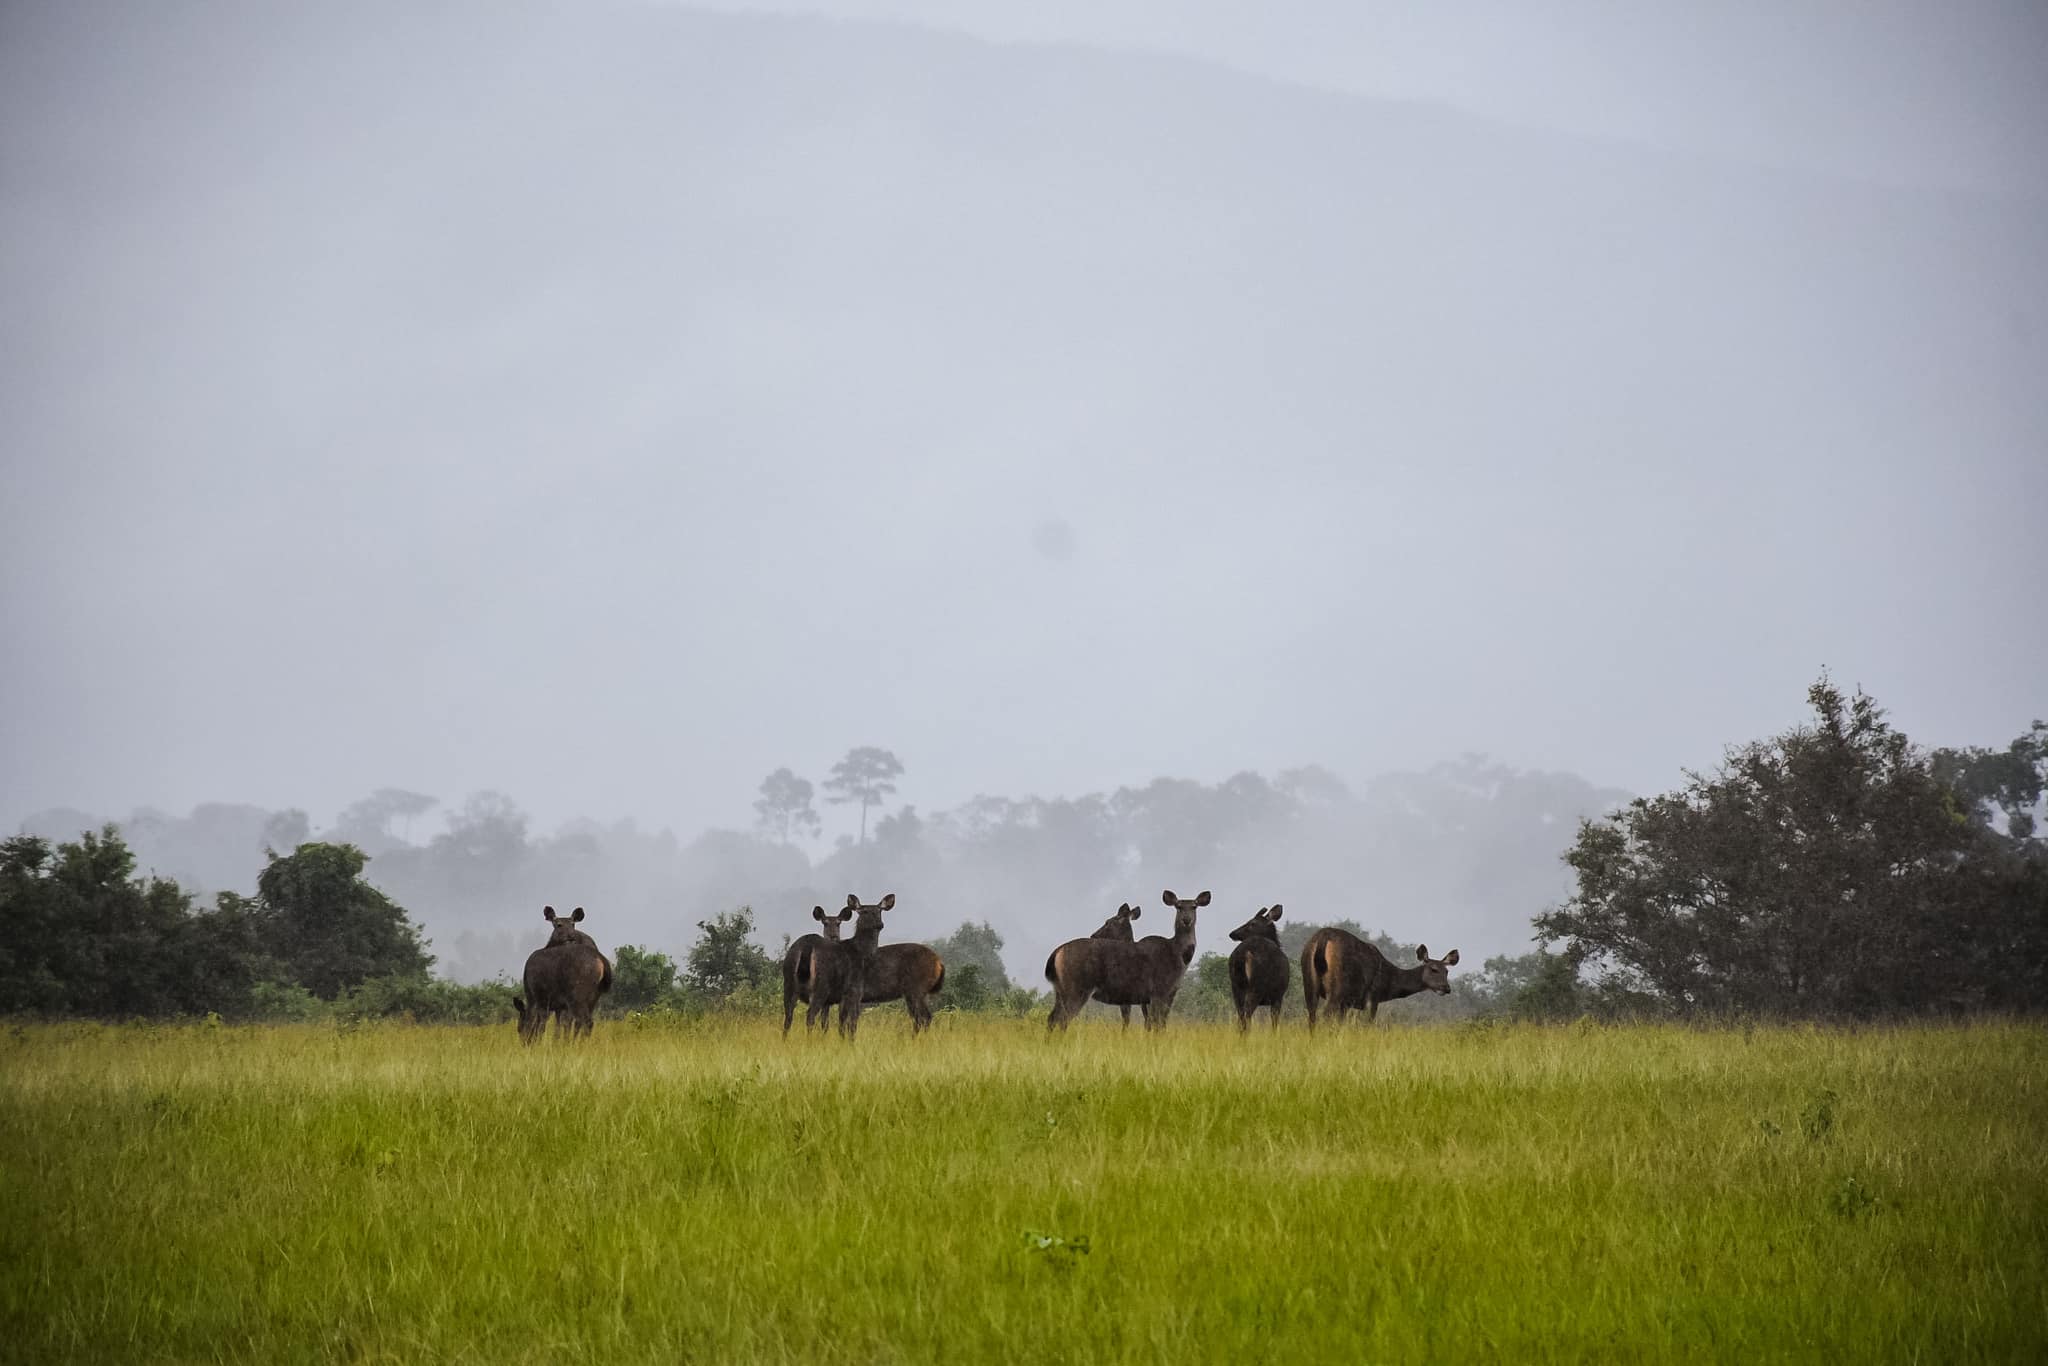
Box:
[1045,890,1207,1032]
[1091,902,1142,1026]
[783,905,852,1034]
[800,893,893,1038]
[1300,927,1459,1028]
[1227,904,1289,1031]
[514,906,613,1042]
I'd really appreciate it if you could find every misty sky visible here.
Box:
[3,0,2045,850]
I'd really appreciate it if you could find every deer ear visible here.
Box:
[1117,903,1131,916]
[1268,905,1283,921]
[1415,944,1429,963]
[813,906,827,922]
[1444,949,1460,966]
[1196,890,1211,906]
[846,894,860,910]
[880,893,896,910]
[837,908,854,922]
[543,906,557,922]
[1127,906,1141,920]
[571,907,585,923]
[1162,890,1178,906]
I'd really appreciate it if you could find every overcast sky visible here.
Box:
[697,0,2048,195]
[2,1,2044,847]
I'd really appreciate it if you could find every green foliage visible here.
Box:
[683,907,774,998]
[943,962,993,1011]
[611,944,680,1010]
[929,920,1012,992]
[256,842,432,998]
[0,1020,2039,1362]
[1538,678,2045,1016]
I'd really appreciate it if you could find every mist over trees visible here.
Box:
[8,681,2041,1022]
[20,749,1624,987]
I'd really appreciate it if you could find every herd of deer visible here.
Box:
[511,892,1460,1043]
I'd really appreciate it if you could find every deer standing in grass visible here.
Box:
[1044,890,1206,1032]
[513,906,613,1043]
[1299,927,1459,1028]
[782,904,851,1034]
[799,893,893,1039]
[1226,904,1289,1032]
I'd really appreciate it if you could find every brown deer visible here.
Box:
[1226,904,1289,1031]
[1091,902,1142,1026]
[787,905,946,1035]
[799,893,893,1038]
[513,906,613,1042]
[864,941,947,1035]
[1045,890,1206,1032]
[1299,927,1459,1028]
[782,904,852,1034]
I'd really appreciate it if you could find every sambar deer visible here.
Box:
[1299,927,1459,1028]
[1044,890,1206,1032]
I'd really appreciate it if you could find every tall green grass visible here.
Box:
[2,1016,2042,1363]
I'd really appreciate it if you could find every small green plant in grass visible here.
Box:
[1802,1087,1840,1144]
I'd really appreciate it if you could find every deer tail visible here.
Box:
[1043,949,1060,986]
[598,954,614,995]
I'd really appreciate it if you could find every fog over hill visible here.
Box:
[4,4,2043,973]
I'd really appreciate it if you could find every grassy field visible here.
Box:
[1,1014,2043,1364]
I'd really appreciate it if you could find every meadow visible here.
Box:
[1,1014,2042,1364]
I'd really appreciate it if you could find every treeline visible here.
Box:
[5,679,2043,1022]
[19,752,1631,988]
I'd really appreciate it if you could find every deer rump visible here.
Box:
[795,940,945,1005]
[516,941,612,1039]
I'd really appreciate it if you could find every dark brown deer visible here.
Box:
[800,893,893,1038]
[514,906,613,1042]
[863,941,947,1035]
[782,904,851,1034]
[1227,904,1289,1032]
[1299,927,1459,1028]
[1044,889,1207,1032]
[1090,902,1142,1026]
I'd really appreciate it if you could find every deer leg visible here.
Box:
[1119,1004,1132,1029]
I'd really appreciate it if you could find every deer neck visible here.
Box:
[1384,960,1428,1001]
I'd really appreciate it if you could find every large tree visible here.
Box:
[1536,679,2043,1016]
[256,842,431,997]
[822,747,904,844]
[753,768,821,845]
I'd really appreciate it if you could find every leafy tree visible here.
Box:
[929,920,1012,991]
[256,842,432,998]
[823,747,904,844]
[0,828,277,1018]
[612,944,680,1009]
[1537,678,2037,1017]
[753,768,822,844]
[684,906,774,997]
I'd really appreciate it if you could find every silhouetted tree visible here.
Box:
[1537,678,2040,1016]
[823,747,904,844]
[753,768,821,844]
